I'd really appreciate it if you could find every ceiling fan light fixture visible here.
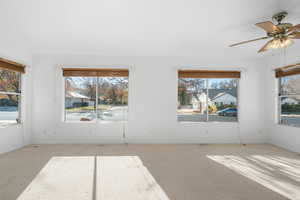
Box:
[270,39,281,49]
[280,37,294,48]
[268,38,294,49]
[230,12,299,53]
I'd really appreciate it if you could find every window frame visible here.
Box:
[0,69,22,125]
[177,77,240,124]
[63,71,129,123]
[277,75,300,128]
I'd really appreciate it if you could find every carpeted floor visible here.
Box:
[0,144,299,200]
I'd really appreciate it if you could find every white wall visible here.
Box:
[0,48,32,153]
[264,46,300,153]
[31,54,266,144]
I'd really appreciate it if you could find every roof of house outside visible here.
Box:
[66,91,89,99]
[190,88,237,100]
[208,88,237,99]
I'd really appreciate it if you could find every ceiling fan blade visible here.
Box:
[258,39,275,53]
[229,36,269,47]
[255,21,282,33]
[289,32,300,39]
[287,24,300,33]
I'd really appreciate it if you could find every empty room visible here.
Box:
[1,0,300,199]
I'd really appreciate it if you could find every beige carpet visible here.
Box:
[0,144,299,200]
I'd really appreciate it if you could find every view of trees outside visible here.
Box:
[0,69,21,122]
[65,77,97,121]
[65,77,128,121]
[279,74,300,127]
[177,78,238,122]
[97,77,128,121]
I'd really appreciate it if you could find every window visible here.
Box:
[63,68,128,122]
[277,65,300,127]
[0,58,25,124]
[177,70,240,122]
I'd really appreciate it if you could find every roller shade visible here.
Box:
[0,58,25,73]
[178,70,240,78]
[275,63,300,78]
[63,68,129,77]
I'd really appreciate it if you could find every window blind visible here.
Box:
[275,63,300,78]
[0,58,25,73]
[178,70,241,78]
[62,68,129,77]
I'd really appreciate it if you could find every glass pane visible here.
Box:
[0,69,21,93]
[280,74,300,95]
[177,78,207,122]
[0,94,20,123]
[65,77,96,121]
[97,77,128,121]
[280,96,300,127]
[208,79,238,122]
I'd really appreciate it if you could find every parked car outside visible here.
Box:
[217,108,237,117]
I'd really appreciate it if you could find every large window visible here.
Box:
[177,70,240,122]
[64,68,128,122]
[278,71,300,127]
[0,58,25,124]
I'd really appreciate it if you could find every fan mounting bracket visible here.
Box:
[272,11,288,24]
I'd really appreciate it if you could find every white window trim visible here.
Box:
[0,70,22,126]
[177,76,240,124]
[62,67,130,124]
[277,76,300,128]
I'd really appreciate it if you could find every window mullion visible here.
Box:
[64,78,66,122]
[206,79,209,122]
[18,73,22,123]
[95,77,99,122]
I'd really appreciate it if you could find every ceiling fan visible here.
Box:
[229,12,300,53]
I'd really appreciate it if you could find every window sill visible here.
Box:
[276,123,300,129]
[63,121,128,124]
[63,120,96,124]
[0,121,22,128]
[97,121,128,124]
[178,121,239,124]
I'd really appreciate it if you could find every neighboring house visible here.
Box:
[192,93,207,113]
[282,97,299,105]
[181,88,238,113]
[190,89,237,113]
[212,92,237,106]
[65,91,94,108]
[191,93,215,113]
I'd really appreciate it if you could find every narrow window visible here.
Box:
[63,68,129,122]
[0,58,25,124]
[177,70,240,122]
[65,77,97,121]
[97,77,128,121]
[276,64,300,127]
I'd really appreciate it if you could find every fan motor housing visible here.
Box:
[272,11,288,24]
[278,23,293,30]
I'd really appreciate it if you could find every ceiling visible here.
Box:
[1,0,300,60]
